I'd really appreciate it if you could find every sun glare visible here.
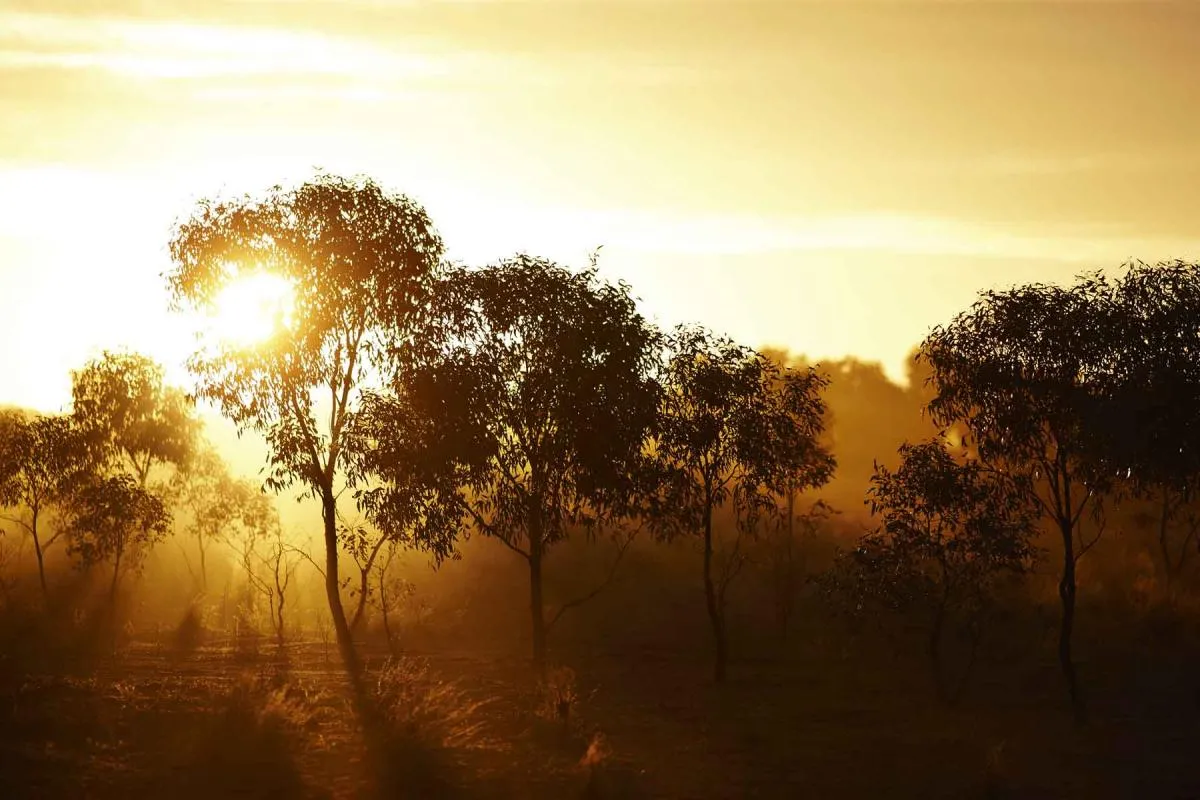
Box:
[210,271,294,347]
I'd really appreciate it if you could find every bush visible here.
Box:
[178,671,319,799]
[370,656,491,798]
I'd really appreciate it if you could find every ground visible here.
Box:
[2,626,1197,799]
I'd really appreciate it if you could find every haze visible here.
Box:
[5,0,1200,413]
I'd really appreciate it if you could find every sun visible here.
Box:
[210,271,295,347]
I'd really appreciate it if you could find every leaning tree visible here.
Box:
[355,254,662,672]
[166,172,444,683]
[919,275,1118,720]
[650,325,835,683]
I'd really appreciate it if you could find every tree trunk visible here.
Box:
[703,503,727,683]
[379,571,398,657]
[110,537,124,605]
[526,490,548,675]
[321,488,361,681]
[1058,518,1083,722]
[31,506,48,605]
[198,535,208,594]
[529,545,547,675]
[274,592,285,647]
[349,537,387,635]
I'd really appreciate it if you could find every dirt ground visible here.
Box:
[2,628,1198,799]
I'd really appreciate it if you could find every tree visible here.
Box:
[919,275,1116,719]
[759,498,833,646]
[0,411,89,603]
[842,440,1035,702]
[650,326,835,683]
[70,351,197,488]
[219,478,285,619]
[167,172,444,684]
[1100,261,1200,594]
[355,255,661,672]
[64,475,171,603]
[241,524,299,647]
[172,447,246,594]
[369,538,414,657]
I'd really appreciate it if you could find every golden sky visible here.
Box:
[4,0,1200,411]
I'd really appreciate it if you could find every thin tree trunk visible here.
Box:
[110,537,124,605]
[530,546,547,674]
[31,506,48,605]
[703,502,727,683]
[321,488,361,682]
[1058,513,1083,722]
[379,569,398,657]
[198,534,208,594]
[349,537,387,635]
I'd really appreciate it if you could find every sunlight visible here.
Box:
[210,270,294,347]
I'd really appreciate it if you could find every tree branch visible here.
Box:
[546,525,638,632]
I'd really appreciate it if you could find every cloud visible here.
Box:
[0,10,452,79]
[431,202,1200,266]
[0,8,708,88]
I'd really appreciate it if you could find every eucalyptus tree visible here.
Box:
[650,326,834,683]
[70,351,198,488]
[0,411,89,602]
[846,440,1036,702]
[166,172,444,680]
[919,275,1117,719]
[172,447,243,593]
[355,254,661,671]
[1100,261,1200,591]
[64,474,171,603]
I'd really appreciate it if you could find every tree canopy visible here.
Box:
[166,172,446,683]
[355,254,662,667]
[650,325,835,681]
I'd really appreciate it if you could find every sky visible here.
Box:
[3,0,1200,412]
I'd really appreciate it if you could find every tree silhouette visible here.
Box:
[166,172,444,683]
[171,447,248,594]
[919,276,1116,720]
[70,351,198,488]
[650,326,834,683]
[64,474,171,603]
[0,411,89,603]
[355,254,661,671]
[845,439,1035,702]
[1100,261,1200,593]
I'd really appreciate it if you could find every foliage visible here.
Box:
[63,475,171,577]
[167,171,446,680]
[172,447,272,592]
[355,254,662,665]
[860,441,1036,605]
[70,351,198,486]
[648,325,834,681]
[652,326,835,539]
[918,274,1118,717]
[1098,261,1200,586]
[0,411,91,598]
[166,171,444,498]
[358,254,661,552]
[838,440,1036,700]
